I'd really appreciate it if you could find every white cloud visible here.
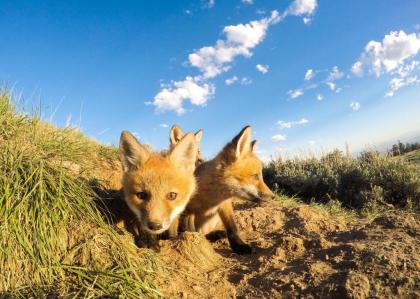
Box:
[271,134,287,142]
[256,64,269,74]
[323,66,344,91]
[326,82,336,91]
[277,118,308,129]
[225,76,238,85]
[415,24,420,31]
[153,11,281,113]
[385,75,420,97]
[160,123,169,128]
[303,17,312,25]
[286,0,317,16]
[153,77,215,115]
[288,89,304,99]
[287,65,344,100]
[202,0,215,9]
[304,68,314,80]
[189,10,281,79]
[352,31,420,97]
[242,0,253,4]
[225,76,252,85]
[327,66,344,81]
[353,30,420,77]
[350,101,361,111]
[152,0,321,114]
[308,140,316,145]
[396,60,419,77]
[241,77,253,85]
[351,61,363,76]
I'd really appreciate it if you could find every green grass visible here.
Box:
[274,193,357,222]
[0,91,161,297]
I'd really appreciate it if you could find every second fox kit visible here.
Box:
[119,130,198,237]
[169,124,203,166]
[182,126,274,254]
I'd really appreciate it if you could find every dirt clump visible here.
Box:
[345,271,370,299]
[158,232,236,298]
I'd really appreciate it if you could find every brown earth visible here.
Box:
[155,200,419,299]
[97,162,419,298]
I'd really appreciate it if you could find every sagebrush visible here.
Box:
[264,149,419,211]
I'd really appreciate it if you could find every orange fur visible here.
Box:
[119,131,197,237]
[184,126,274,254]
[169,124,204,165]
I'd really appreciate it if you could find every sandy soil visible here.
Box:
[156,200,420,299]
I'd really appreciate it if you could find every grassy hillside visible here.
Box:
[400,149,420,165]
[0,91,160,298]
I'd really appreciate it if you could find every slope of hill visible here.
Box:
[0,92,160,298]
[400,149,420,165]
[1,91,419,298]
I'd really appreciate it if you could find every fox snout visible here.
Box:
[248,191,275,203]
[146,220,163,232]
[259,190,275,201]
[140,213,170,234]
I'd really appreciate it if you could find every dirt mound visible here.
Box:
[158,232,236,298]
[155,200,420,298]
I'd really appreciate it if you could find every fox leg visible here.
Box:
[195,211,222,235]
[167,216,179,238]
[182,213,196,232]
[218,200,252,254]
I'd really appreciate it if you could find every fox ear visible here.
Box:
[170,124,185,147]
[194,129,203,144]
[169,133,197,174]
[119,131,150,171]
[231,126,252,158]
[251,140,257,152]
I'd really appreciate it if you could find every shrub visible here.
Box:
[264,149,419,211]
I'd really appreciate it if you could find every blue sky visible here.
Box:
[1,0,420,161]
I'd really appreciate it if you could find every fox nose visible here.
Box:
[259,192,275,201]
[147,221,162,231]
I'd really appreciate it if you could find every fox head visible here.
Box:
[169,124,203,165]
[119,131,197,234]
[218,126,275,202]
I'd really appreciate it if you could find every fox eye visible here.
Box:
[136,191,149,200]
[252,174,259,180]
[167,192,178,201]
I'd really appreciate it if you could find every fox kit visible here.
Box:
[119,130,197,237]
[185,126,274,254]
[169,124,203,165]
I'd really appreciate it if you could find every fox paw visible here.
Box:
[231,243,253,254]
[206,230,227,241]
